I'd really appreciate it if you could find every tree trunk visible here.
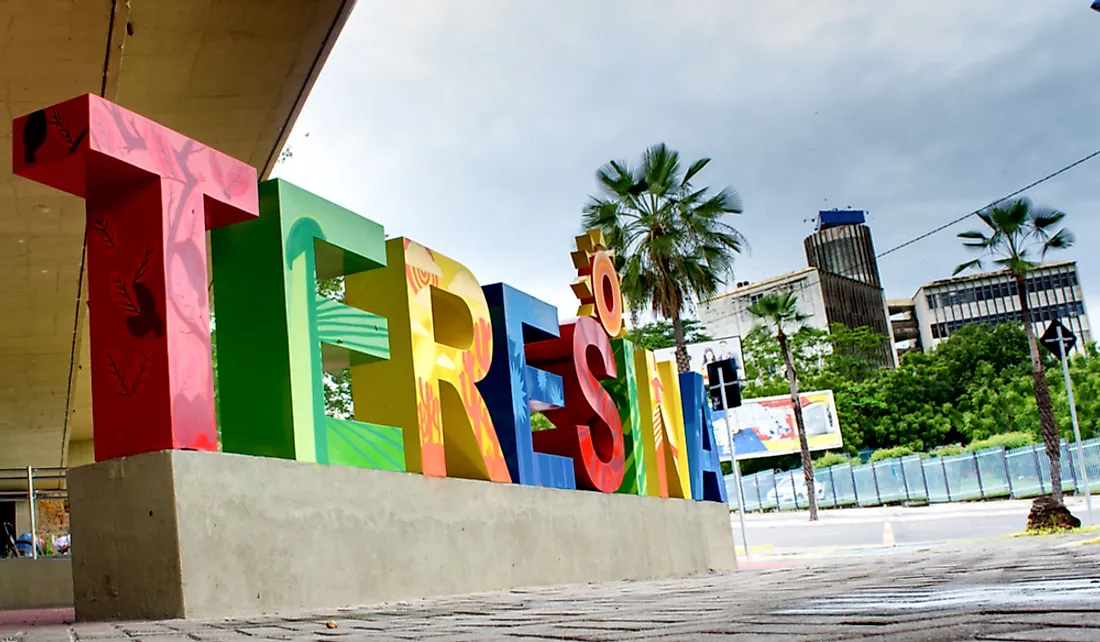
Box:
[1017,274,1062,503]
[778,328,818,521]
[672,310,691,373]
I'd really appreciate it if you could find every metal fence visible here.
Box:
[725,438,1100,512]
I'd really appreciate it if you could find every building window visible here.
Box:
[926,294,938,309]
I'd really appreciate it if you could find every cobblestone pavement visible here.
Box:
[5,534,1100,641]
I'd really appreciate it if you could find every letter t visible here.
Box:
[12,94,259,461]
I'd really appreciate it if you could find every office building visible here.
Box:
[911,261,1090,355]
[697,268,829,341]
[888,299,923,357]
[806,211,895,364]
[804,210,881,287]
[699,210,896,366]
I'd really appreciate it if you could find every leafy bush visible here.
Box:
[869,446,914,463]
[925,444,966,458]
[966,431,1036,452]
[813,451,850,469]
[531,412,554,432]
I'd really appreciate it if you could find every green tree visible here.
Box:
[631,318,712,351]
[737,321,1041,458]
[531,412,554,432]
[819,324,888,384]
[1056,343,1100,441]
[747,292,819,521]
[955,198,1074,502]
[741,325,828,397]
[318,276,353,419]
[582,143,745,373]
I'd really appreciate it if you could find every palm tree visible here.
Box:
[955,198,1074,503]
[582,143,745,372]
[747,292,818,521]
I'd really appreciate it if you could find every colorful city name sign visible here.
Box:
[12,94,727,503]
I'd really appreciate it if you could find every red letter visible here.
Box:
[528,317,625,492]
[12,95,258,461]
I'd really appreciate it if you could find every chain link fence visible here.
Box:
[726,438,1100,511]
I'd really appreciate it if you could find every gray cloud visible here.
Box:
[277,0,1100,323]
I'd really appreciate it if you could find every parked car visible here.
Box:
[767,476,827,507]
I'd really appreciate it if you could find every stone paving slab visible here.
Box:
[4,534,1100,641]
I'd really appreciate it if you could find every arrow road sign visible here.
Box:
[1040,320,1077,357]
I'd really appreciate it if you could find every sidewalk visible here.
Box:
[735,496,1096,525]
[3,533,1100,641]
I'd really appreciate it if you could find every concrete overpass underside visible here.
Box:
[0,0,354,473]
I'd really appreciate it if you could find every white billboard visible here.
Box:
[654,336,744,386]
[711,389,842,461]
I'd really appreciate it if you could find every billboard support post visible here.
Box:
[871,462,882,505]
[789,470,798,509]
[919,456,930,501]
[849,461,859,506]
[716,364,749,560]
[941,456,953,502]
[900,458,910,502]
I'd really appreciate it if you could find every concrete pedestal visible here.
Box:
[0,558,73,610]
[68,450,736,621]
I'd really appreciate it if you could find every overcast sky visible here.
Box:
[275,1,1100,325]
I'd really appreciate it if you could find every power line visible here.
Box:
[697,147,1100,329]
[710,145,1100,308]
[876,147,1100,259]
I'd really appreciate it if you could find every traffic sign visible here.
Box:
[1040,320,1077,357]
[706,358,741,411]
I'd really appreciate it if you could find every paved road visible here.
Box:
[731,497,1096,557]
[5,533,1100,640]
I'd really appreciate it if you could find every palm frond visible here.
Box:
[995,256,1035,276]
[1031,208,1066,231]
[953,259,983,276]
[976,209,997,230]
[1042,228,1075,256]
[961,198,1071,278]
[582,144,745,329]
[682,157,710,187]
[595,161,634,197]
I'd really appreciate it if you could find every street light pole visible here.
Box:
[1057,324,1093,525]
[716,365,750,560]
